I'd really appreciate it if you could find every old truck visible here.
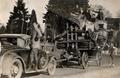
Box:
[45,11,107,69]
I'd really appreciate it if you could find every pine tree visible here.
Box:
[44,0,89,39]
[0,26,6,34]
[46,0,89,18]
[6,0,29,34]
[0,23,6,34]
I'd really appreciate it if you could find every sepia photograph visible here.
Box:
[0,0,120,78]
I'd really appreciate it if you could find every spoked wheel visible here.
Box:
[47,57,56,75]
[78,57,82,65]
[78,51,82,65]
[38,52,48,69]
[9,59,23,78]
[82,52,88,69]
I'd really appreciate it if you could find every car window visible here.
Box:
[0,36,30,49]
[17,37,30,49]
[17,38,25,47]
[1,38,15,46]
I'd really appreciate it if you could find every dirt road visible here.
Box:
[24,54,120,78]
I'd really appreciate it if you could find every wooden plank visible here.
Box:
[57,40,90,43]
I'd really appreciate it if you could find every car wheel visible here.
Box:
[38,52,48,69]
[8,59,23,78]
[47,57,56,75]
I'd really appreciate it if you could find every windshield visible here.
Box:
[0,34,30,49]
[1,38,17,46]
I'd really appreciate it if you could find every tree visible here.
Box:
[0,23,6,34]
[44,0,89,38]
[6,0,29,34]
[0,26,6,34]
[46,0,89,18]
[29,10,38,36]
[91,5,112,18]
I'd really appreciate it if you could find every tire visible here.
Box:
[81,52,88,69]
[2,53,23,78]
[47,57,56,75]
[10,59,23,78]
[38,52,48,69]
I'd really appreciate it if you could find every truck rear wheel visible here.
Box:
[82,52,88,69]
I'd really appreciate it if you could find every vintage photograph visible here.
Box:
[0,0,120,78]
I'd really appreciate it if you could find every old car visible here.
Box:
[0,34,56,78]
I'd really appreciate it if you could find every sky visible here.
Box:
[0,0,120,29]
[89,0,120,17]
[0,0,49,30]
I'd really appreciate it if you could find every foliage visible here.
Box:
[45,0,89,18]
[0,24,6,34]
[6,0,29,34]
[44,0,89,40]
[91,5,112,18]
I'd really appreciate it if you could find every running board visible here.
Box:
[25,67,47,74]
[88,59,99,63]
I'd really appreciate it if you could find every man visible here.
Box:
[93,9,104,20]
[29,22,42,71]
[108,43,116,66]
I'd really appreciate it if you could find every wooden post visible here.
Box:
[66,22,69,50]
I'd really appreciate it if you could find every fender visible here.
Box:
[0,50,26,74]
[48,55,56,62]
